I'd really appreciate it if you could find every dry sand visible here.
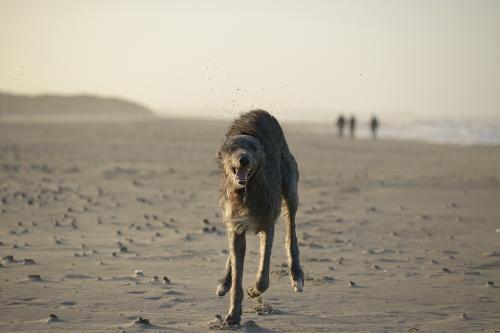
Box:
[0,118,499,332]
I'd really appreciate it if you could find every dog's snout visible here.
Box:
[239,155,250,167]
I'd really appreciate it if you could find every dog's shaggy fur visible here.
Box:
[216,110,304,326]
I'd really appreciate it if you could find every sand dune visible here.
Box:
[0,118,499,332]
[0,92,155,121]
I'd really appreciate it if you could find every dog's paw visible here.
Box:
[291,277,304,292]
[223,313,241,327]
[247,286,261,298]
[247,278,269,298]
[216,283,230,297]
[290,264,304,292]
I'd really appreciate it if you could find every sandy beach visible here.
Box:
[0,118,499,332]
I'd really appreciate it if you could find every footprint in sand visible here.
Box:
[62,273,94,280]
[162,290,184,296]
[122,317,168,332]
[111,276,139,282]
[482,251,500,257]
[158,297,184,309]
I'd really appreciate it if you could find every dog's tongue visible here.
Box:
[236,169,248,181]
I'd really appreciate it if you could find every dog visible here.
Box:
[216,110,304,326]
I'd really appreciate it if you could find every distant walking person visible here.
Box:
[349,115,356,139]
[370,115,379,139]
[336,115,346,138]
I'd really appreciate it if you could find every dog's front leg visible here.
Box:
[224,229,246,326]
[247,224,275,298]
[216,255,231,296]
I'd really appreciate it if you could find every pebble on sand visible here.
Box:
[134,270,144,277]
[28,274,43,282]
[323,276,335,283]
[118,243,128,253]
[129,317,155,328]
[2,255,17,264]
[46,314,59,323]
[202,226,217,233]
[22,258,36,265]
[446,202,458,208]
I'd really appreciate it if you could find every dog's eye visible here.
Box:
[231,167,236,173]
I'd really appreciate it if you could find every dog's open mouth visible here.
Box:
[233,168,251,185]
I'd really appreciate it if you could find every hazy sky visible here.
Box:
[1,0,499,121]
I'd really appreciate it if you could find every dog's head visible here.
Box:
[218,135,263,189]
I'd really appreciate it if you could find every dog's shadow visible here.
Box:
[244,326,282,333]
[207,317,282,332]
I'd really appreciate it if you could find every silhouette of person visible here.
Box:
[336,115,346,138]
[370,115,379,139]
[349,115,356,139]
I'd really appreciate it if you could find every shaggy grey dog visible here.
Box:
[216,110,304,326]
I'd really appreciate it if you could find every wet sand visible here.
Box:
[0,118,499,332]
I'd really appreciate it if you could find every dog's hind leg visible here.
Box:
[224,229,246,326]
[283,181,304,292]
[247,224,275,298]
[216,255,231,296]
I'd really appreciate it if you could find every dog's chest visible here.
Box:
[224,190,280,234]
[224,192,250,219]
